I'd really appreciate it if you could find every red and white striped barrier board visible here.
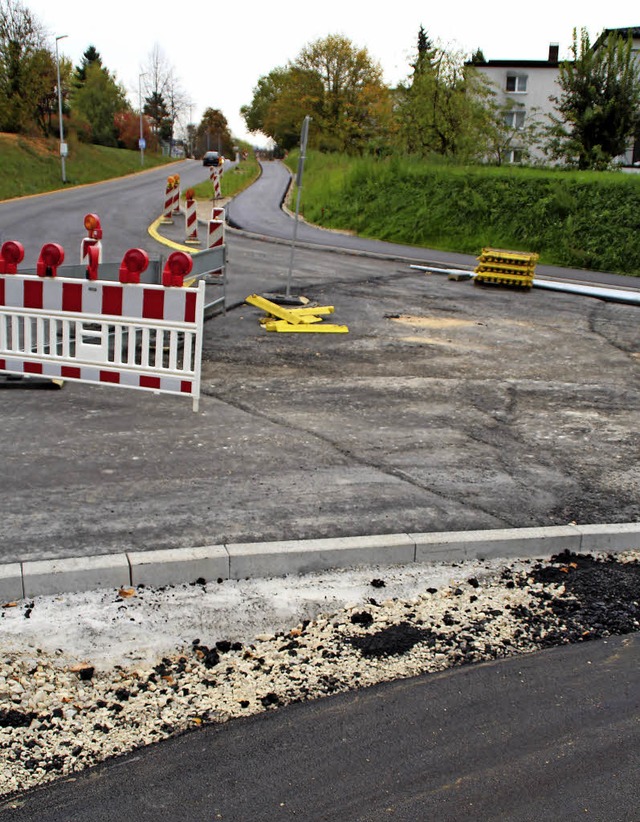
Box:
[207,219,224,249]
[210,166,222,199]
[172,182,181,216]
[184,199,200,245]
[0,274,205,412]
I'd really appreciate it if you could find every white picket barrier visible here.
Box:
[0,273,205,412]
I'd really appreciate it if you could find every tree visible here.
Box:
[242,34,392,153]
[0,0,51,132]
[484,99,544,165]
[140,44,188,149]
[144,90,171,141]
[396,29,495,160]
[71,61,129,146]
[195,107,233,157]
[74,45,102,86]
[295,34,390,152]
[546,27,640,169]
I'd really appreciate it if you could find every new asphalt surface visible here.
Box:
[1,160,639,819]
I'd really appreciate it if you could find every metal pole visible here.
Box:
[55,35,68,183]
[139,73,146,166]
[285,115,311,298]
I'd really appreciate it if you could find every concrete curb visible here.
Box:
[2,522,638,602]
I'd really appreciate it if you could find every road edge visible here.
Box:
[3,522,638,601]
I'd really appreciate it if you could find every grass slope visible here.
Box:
[0,134,175,200]
[285,152,640,277]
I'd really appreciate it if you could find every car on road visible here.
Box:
[202,151,221,167]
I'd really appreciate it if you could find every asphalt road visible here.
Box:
[1,161,639,564]
[1,159,639,820]
[2,633,638,821]
[0,158,212,269]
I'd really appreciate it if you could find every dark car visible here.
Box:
[202,151,221,167]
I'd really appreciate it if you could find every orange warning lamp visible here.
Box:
[83,213,103,240]
[0,240,25,274]
[119,248,149,284]
[36,243,65,277]
[162,251,193,287]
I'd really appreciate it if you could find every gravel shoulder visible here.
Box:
[1,548,638,803]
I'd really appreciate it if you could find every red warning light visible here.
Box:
[36,243,65,277]
[162,251,193,287]
[119,248,149,284]
[0,240,25,274]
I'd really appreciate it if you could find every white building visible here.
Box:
[472,28,640,165]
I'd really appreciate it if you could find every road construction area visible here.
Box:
[1,230,639,566]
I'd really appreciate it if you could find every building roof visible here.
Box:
[472,59,559,68]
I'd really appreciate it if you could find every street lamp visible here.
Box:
[138,73,147,166]
[55,35,68,183]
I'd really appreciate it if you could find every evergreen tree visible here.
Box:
[74,45,101,85]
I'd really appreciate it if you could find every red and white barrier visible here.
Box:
[0,248,205,411]
[184,198,200,245]
[207,218,224,249]
[160,176,178,224]
[210,166,222,199]
[172,175,181,216]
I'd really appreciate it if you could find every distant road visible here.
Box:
[0,159,210,269]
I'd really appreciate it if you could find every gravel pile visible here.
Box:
[0,549,638,801]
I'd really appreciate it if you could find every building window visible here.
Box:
[506,73,527,92]
[504,110,526,129]
[507,148,524,163]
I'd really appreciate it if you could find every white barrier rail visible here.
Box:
[0,274,205,412]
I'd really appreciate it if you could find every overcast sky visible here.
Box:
[25,0,637,146]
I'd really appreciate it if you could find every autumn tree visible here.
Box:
[241,34,393,153]
[546,27,640,169]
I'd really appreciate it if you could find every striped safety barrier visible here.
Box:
[210,166,222,199]
[0,266,205,412]
[160,176,177,224]
[184,198,200,245]
[172,175,181,216]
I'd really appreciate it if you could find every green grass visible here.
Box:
[190,154,261,201]
[284,152,640,276]
[0,134,176,199]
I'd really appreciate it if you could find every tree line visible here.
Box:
[0,0,235,156]
[241,26,640,170]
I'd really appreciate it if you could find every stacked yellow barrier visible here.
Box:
[474,248,538,288]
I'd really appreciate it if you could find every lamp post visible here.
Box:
[138,73,147,166]
[55,35,68,183]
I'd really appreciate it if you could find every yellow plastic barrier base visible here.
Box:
[264,320,349,333]
[246,294,348,333]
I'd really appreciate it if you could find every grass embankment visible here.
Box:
[0,133,176,200]
[285,152,640,276]
[190,154,261,201]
